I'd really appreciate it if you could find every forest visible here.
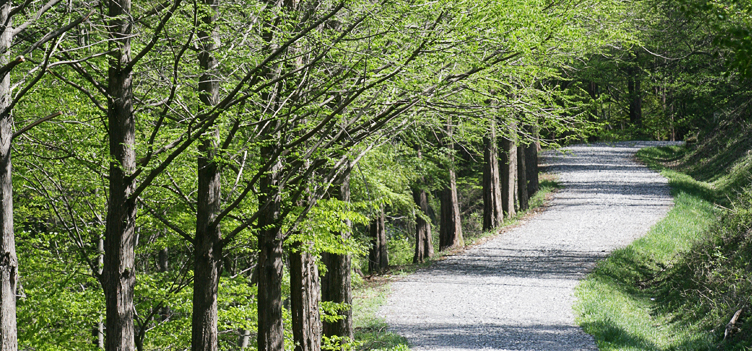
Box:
[1,0,751,349]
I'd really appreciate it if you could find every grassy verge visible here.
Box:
[574,145,752,350]
[350,283,410,351]
[351,174,561,351]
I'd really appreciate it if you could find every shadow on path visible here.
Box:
[382,142,678,351]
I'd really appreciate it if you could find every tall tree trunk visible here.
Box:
[517,145,528,211]
[439,169,463,251]
[0,3,16,349]
[321,177,353,341]
[191,0,222,348]
[412,187,434,263]
[104,0,137,346]
[368,208,388,272]
[501,137,516,218]
[290,242,321,351]
[257,155,284,351]
[191,130,222,351]
[524,127,539,197]
[93,238,105,348]
[482,122,503,231]
[412,148,434,263]
[627,70,642,127]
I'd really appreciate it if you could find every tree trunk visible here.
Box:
[93,238,105,348]
[191,0,222,348]
[157,248,168,273]
[627,70,642,127]
[368,208,388,272]
[191,130,222,351]
[290,243,321,351]
[524,127,539,197]
[439,169,463,251]
[501,137,516,218]
[517,145,528,211]
[321,177,353,341]
[412,188,434,263]
[0,23,15,351]
[482,122,503,231]
[238,329,251,349]
[103,0,137,346]
[257,155,284,351]
[0,2,16,349]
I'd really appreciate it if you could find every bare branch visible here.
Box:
[13,111,62,139]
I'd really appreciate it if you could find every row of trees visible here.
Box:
[566,0,752,141]
[7,0,738,349]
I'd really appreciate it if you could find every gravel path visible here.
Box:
[380,141,679,350]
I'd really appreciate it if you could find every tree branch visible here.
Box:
[12,111,62,139]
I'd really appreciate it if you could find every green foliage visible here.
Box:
[678,0,752,77]
[9,0,640,347]
[17,228,104,351]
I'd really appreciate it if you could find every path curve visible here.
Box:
[380,141,679,350]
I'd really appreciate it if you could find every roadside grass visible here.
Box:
[575,144,752,350]
[351,283,410,351]
[352,173,561,351]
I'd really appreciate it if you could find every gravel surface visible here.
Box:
[380,141,680,350]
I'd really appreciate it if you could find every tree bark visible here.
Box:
[412,187,434,263]
[191,0,222,347]
[0,1,16,349]
[321,177,353,341]
[482,122,503,231]
[368,208,388,272]
[103,0,137,346]
[439,169,463,251]
[517,145,528,211]
[501,137,517,218]
[524,127,539,197]
[257,155,284,351]
[93,238,105,348]
[290,243,321,351]
[191,129,223,351]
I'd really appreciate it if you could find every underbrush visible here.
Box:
[575,144,752,350]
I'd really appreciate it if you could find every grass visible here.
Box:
[351,173,561,350]
[351,283,410,351]
[575,144,752,350]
